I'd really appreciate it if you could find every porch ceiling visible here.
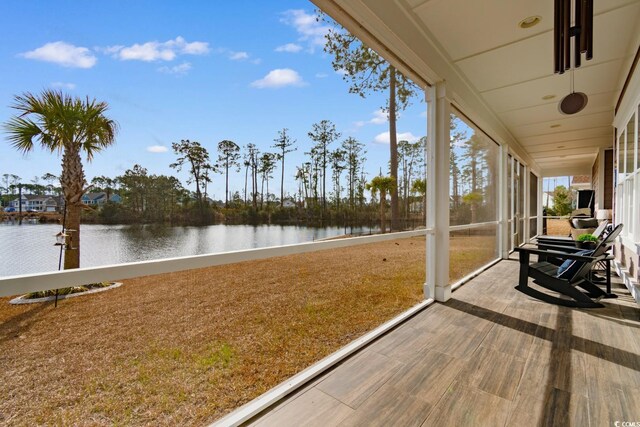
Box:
[313,0,640,176]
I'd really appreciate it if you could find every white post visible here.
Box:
[426,82,451,302]
[537,173,543,237]
[523,166,530,242]
[423,90,430,299]
[510,157,515,250]
[500,145,509,259]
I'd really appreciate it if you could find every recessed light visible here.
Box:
[542,94,556,100]
[519,15,542,29]
[550,124,561,128]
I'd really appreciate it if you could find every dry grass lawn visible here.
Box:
[0,235,496,426]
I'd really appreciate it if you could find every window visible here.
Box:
[627,113,636,174]
[618,130,626,182]
[617,110,638,241]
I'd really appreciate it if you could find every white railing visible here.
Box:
[449,220,499,232]
[0,229,428,298]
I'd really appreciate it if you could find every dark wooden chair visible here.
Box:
[536,220,608,247]
[514,224,623,308]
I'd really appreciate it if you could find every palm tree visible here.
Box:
[4,90,117,270]
[412,178,427,223]
[366,175,396,234]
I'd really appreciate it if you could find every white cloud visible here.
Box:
[373,131,419,144]
[275,43,303,53]
[251,68,306,89]
[21,41,97,68]
[335,68,348,76]
[51,82,76,90]
[180,40,209,55]
[315,72,328,78]
[119,43,175,61]
[369,110,388,125]
[108,36,209,62]
[98,45,124,55]
[280,9,330,49]
[229,51,249,61]
[158,62,192,75]
[146,145,168,153]
[350,121,366,132]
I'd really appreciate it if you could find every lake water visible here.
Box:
[0,222,373,277]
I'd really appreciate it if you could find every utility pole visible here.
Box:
[18,183,22,225]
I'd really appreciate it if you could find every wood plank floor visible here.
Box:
[246,256,640,427]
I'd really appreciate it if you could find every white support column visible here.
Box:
[423,90,430,299]
[499,145,509,259]
[523,166,530,242]
[537,174,543,237]
[426,82,451,302]
[510,157,515,250]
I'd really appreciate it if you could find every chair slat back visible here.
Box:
[594,223,623,255]
[592,221,608,239]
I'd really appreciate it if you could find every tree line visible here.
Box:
[1,122,427,228]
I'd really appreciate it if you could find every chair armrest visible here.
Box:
[537,243,584,253]
[514,246,602,262]
[536,237,575,245]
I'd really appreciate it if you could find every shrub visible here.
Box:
[576,233,598,242]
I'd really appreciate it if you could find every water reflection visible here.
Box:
[0,223,374,277]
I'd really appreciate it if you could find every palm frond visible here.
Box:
[4,116,41,154]
[5,89,118,162]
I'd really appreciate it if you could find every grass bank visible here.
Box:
[0,235,496,426]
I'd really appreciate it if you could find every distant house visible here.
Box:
[570,175,592,191]
[10,195,58,212]
[282,198,296,208]
[82,192,122,205]
[542,191,555,209]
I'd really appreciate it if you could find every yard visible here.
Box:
[0,235,497,426]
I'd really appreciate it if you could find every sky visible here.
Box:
[0,1,428,200]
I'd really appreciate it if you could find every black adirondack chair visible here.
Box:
[536,220,609,247]
[514,224,623,308]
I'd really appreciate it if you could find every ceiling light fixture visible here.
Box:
[519,15,542,29]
